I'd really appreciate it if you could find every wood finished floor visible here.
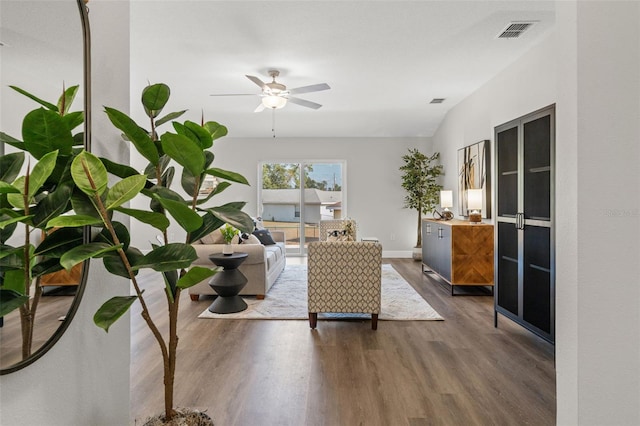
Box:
[130,259,555,426]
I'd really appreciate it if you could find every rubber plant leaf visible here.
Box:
[60,242,122,271]
[204,121,228,142]
[47,214,103,229]
[196,182,231,206]
[132,243,197,272]
[57,85,79,115]
[141,83,170,118]
[0,132,26,151]
[187,212,225,243]
[94,295,138,332]
[32,258,65,278]
[103,247,144,279]
[101,156,144,180]
[0,152,25,183]
[22,109,73,159]
[153,195,202,232]
[0,215,32,230]
[105,174,146,210]
[35,227,83,256]
[206,167,250,185]
[114,207,170,231]
[207,206,254,233]
[63,111,84,132]
[31,182,73,228]
[160,133,205,177]
[9,85,58,111]
[177,266,219,289]
[93,221,131,251]
[0,182,20,195]
[173,121,213,149]
[71,150,108,197]
[104,106,159,165]
[155,110,187,127]
[0,289,29,317]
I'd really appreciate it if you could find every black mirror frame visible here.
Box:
[0,0,92,375]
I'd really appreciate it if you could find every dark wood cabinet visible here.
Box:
[494,105,555,343]
[422,219,494,295]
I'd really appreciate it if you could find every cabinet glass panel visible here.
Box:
[524,115,551,221]
[523,226,551,333]
[497,222,518,315]
[497,126,519,217]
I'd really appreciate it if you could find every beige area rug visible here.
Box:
[198,264,443,321]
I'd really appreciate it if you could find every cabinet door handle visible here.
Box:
[426,224,431,234]
[517,212,525,230]
[438,228,443,239]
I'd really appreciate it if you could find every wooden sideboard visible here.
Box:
[421,218,494,295]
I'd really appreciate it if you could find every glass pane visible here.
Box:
[523,225,551,333]
[497,222,519,316]
[260,163,302,253]
[497,126,519,217]
[524,115,551,221]
[303,162,344,248]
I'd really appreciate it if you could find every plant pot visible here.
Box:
[222,243,233,256]
[412,246,422,261]
[142,409,214,425]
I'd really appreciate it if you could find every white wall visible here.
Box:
[0,2,131,425]
[129,136,434,257]
[433,2,640,424]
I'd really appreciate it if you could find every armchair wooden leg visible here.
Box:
[256,294,265,300]
[189,294,199,301]
[309,313,318,329]
[371,314,379,330]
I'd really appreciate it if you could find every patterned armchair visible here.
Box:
[307,241,382,330]
[318,219,357,241]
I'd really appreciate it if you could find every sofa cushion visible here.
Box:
[200,229,225,244]
[253,229,276,245]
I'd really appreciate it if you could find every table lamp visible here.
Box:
[440,190,454,220]
[467,189,483,223]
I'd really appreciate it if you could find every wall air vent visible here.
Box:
[430,98,445,104]
[498,22,535,39]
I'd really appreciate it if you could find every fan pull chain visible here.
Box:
[272,108,276,138]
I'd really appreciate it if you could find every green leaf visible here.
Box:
[103,247,143,278]
[174,121,213,149]
[204,121,228,142]
[154,196,202,232]
[47,214,103,228]
[160,133,205,176]
[105,175,146,210]
[93,221,131,251]
[177,266,218,289]
[101,157,143,180]
[94,295,138,332]
[0,215,32,230]
[141,83,170,118]
[0,289,29,317]
[61,242,122,271]
[155,110,187,127]
[31,181,73,228]
[63,111,84,132]
[71,151,108,197]
[35,227,84,256]
[162,269,179,301]
[188,212,225,243]
[206,167,250,185]
[0,152,25,183]
[0,182,20,194]
[104,106,159,164]
[27,150,59,199]
[32,258,66,278]
[57,85,79,115]
[0,132,26,151]
[71,190,104,220]
[114,207,170,231]
[133,243,197,272]
[10,85,58,111]
[22,108,73,159]
[196,181,231,205]
[207,206,254,233]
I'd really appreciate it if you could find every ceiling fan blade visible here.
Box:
[210,93,257,97]
[246,75,267,90]
[254,103,266,113]
[287,96,322,110]
[288,83,330,95]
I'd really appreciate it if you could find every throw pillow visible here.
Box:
[252,229,276,245]
[237,233,261,245]
[327,229,350,242]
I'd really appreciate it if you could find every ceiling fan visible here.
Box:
[210,69,330,112]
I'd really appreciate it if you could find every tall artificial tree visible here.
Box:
[400,149,443,249]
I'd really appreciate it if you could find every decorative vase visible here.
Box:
[222,243,233,256]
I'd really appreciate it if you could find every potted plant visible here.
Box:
[220,223,239,255]
[399,148,443,260]
[0,84,85,360]
[50,83,254,424]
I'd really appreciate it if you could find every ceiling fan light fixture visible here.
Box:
[262,95,287,109]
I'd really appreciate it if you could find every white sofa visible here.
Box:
[188,230,286,300]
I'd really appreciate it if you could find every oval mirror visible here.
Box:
[0,0,91,374]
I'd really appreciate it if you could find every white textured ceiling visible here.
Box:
[130,1,555,139]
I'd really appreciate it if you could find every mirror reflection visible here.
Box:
[0,0,87,372]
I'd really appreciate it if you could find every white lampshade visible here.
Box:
[261,95,287,109]
[440,190,453,208]
[467,189,483,211]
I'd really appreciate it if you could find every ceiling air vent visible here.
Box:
[498,22,534,39]
[430,98,445,104]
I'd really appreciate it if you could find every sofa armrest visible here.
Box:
[269,230,285,243]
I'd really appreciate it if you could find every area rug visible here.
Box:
[198,264,443,321]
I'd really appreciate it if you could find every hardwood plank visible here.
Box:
[130,259,555,425]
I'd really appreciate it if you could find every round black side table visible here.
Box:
[207,252,249,314]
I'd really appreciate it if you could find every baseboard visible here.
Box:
[382,250,413,258]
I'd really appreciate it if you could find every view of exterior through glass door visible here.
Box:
[259,161,345,255]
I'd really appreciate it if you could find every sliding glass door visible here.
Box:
[259,161,345,255]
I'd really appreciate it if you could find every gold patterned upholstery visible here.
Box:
[307,241,382,330]
[318,219,357,241]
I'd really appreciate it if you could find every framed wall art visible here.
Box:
[458,140,491,218]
